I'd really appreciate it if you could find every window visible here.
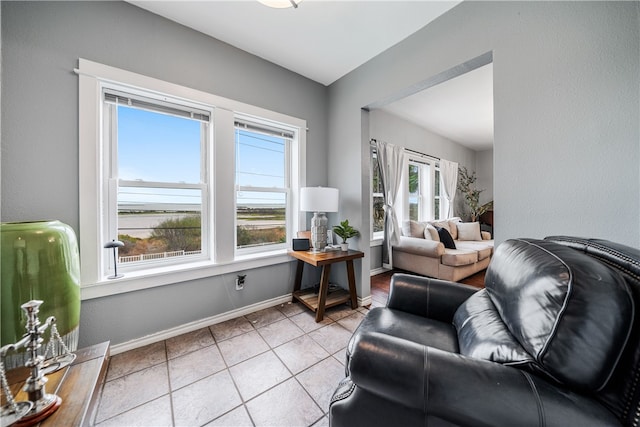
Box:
[103,89,211,274]
[371,148,384,239]
[78,59,306,298]
[408,162,421,221]
[404,154,443,222]
[235,118,294,253]
[434,167,442,220]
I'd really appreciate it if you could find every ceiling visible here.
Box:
[128,0,460,86]
[127,0,493,151]
[380,63,494,151]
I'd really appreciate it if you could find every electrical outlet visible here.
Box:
[235,274,246,291]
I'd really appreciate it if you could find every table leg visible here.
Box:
[292,259,304,302]
[346,259,358,309]
[316,264,332,322]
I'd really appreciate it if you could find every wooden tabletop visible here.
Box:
[4,341,110,427]
[287,249,364,266]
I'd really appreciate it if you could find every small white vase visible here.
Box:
[340,243,349,251]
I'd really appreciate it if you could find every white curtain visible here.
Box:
[440,159,459,219]
[375,140,405,269]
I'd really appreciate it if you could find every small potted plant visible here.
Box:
[333,220,359,251]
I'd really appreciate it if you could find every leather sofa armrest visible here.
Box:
[387,273,478,321]
[348,332,620,427]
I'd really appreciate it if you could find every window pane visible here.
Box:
[373,196,385,233]
[371,150,385,236]
[236,129,285,188]
[408,164,420,221]
[408,198,419,221]
[116,104,204,265]
[372,154,383,194]
[117,187,202,263]
[237,191,286,249]
[118,106,202,183]
[434,169,441,197]
[409,164,419,196]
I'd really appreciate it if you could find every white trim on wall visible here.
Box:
[111,292,371,355]
[77,58,308,299]
[110,293,294,355]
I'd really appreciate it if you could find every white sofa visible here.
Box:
[393,219,494,282]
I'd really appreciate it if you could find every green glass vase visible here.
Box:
[1,220,81,368]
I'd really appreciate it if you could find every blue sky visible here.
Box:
[118,106,201,183]
[118,106,286,208]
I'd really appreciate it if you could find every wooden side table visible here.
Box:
[288,249,364,322]
[4,341,110,426]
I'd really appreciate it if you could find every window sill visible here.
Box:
[370,238,384,247]
[81,249,292,300]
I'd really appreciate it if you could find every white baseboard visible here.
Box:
[358,295,372,306]
[370,267,390,276]
[110,294,293,355]
[110,292,375,355]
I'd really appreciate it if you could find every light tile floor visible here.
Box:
[95,302,372,427]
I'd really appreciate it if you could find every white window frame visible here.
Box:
[102,85,212,274]
[370,147,384,241]
[407,160,424,221]
[402,153,441,222]
[433,164,444,220]
[234,115,296,255]
[78,59,306,299]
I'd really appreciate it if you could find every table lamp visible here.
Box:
[300,187,339,252]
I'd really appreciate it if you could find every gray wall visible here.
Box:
[369,109,477,170]
[369,245,383,271]
[328,1,639,300]
[1,1,328,347]
[475,149,494,207]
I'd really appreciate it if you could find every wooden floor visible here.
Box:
[370,269,486,306]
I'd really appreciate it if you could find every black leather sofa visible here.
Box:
[329,236,640,427]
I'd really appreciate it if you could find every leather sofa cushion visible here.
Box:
[454,290,535,367]
[441,249,478,267]
[347,307,459,360]
[485,239,634,390]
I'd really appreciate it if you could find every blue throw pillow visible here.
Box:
[436,226,456,249]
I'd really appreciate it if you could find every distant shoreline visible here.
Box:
[118,212,284,238]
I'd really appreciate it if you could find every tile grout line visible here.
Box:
[96,303,367,427]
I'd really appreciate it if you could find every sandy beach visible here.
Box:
[118,213,283,238]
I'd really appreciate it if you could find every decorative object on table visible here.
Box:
[292,238,311,251]
[1,221,81,370]
[333,220,359,251]
[1,299,76,427]
[103,239,125,279]
[457,166,493,222]
[300,187,339,252]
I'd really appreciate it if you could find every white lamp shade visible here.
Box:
[300,187,339,213]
